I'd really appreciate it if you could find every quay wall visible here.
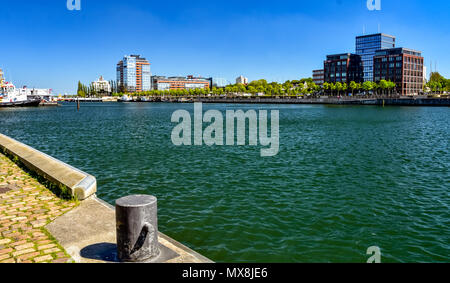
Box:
[0,133,212,263]
[195,97,450,106]
[0,133,96,200]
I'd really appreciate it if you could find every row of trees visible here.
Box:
[323,80,397,97]
[425,72,450,94]
[77,72,450,98]
[111,78,398,98]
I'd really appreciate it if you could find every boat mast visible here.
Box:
[0,68,5,93]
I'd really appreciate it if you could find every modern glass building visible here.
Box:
[117,55,151,92]
[356,33,396,82]
[324,53,363,84]
[212,78,229,88]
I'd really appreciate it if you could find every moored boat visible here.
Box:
[118,95,133,102]
[0,99,41,107]
[0,71,41,107]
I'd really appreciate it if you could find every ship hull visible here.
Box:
[0,99,42,108]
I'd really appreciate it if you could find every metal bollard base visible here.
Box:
[141,242,179,263]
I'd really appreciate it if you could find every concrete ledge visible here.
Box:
[0,133,96,200]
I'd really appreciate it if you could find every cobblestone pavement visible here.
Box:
[0,153,78,263]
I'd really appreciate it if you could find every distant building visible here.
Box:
[0,68,3,83]
[212,78,229,88]
[17,87,52,101]
[312,69,324,86]
[236,75,248,85]
[116,55,151,93]
[373,47,424,96]
[152,75,211,91]
[356,33,396,82]
[423,66,428,84]
[92,76,111,95]
[324,53,363,84]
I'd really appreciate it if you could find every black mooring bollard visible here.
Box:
[115,195,160,262]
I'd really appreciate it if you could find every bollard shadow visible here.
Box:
[80,242,179,263]
[80,243,119,263]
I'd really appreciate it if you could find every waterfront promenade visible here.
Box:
[61,96,450,106]
[0,153,76,263]
[0,134,212,263]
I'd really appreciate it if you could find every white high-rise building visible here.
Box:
[236,75,248,85]
[117,55,151,92]
[92,76,111,94]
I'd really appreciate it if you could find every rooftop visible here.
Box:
[375,47,422,57]
[356,33,396,39]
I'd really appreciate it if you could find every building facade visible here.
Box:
[423,66,428,84]
[17,87,52,101]
[116,55,151,93]
[212,78,229,88]
[356,33,396,82]
[312,69,324,86]
[236,76,248,85]
[152,75,211,91]
[92,76,111,95]
[373,48,424,96]
[324,53,363,84]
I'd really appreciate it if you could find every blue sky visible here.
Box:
[0,0,449,94]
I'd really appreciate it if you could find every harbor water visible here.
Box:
[0,103,448,262]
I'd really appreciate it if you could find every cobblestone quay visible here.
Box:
[0,153,77,263]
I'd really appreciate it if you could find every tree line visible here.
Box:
[76,80,120,97]
[425,72,450,94]
[76,72,450,98]
[113,78,399,98]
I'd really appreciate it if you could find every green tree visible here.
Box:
[362,81,374,97]
[349,81,357,96]
[335,82,342,97]
[342,83,348,96]
[387,81,396,96]
[77,81,86,97]
[323,82,330,96]
[379,80,389,96]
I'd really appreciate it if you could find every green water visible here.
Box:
[0,103,448,262]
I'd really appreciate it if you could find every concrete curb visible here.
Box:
[0,133,96,200]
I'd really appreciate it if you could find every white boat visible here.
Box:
[118,95,133,102]
[0,74,41,107]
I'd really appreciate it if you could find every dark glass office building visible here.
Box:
[323,53,363,84]
[356,33,396,82]
[373,48,424,96]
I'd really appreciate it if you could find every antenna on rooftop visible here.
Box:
[378,23,380,33]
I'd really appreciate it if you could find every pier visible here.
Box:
[0,134,212,263]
